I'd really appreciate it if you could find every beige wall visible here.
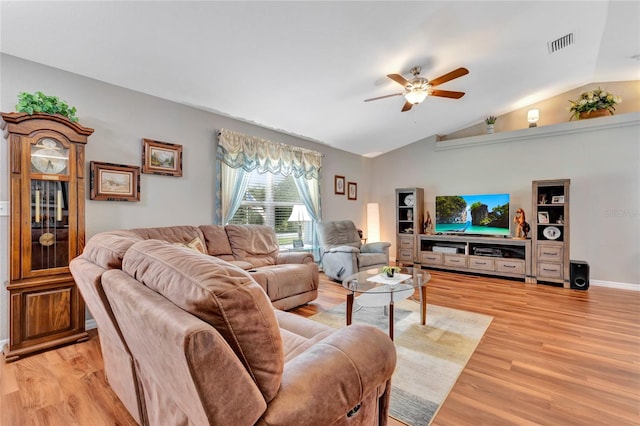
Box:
[444,80,640,139]
[0,54,372,341]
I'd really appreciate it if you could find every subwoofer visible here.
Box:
[570,260,589,290]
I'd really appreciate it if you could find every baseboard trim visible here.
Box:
[86,319,97,330]
[590,280,640,291]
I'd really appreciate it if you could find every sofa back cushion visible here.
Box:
[82,230,143,269]
[225,225,279,267]
[129,225,207,252]
[121,239,283,402]
[317,220,362,249]
[198,225,235,261]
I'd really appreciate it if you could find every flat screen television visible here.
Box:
[435,193,510,236]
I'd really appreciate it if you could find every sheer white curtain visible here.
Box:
[215,129,322,225]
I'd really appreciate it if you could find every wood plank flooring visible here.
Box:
[2,270,639,425]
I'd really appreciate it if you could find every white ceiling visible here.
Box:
[1,1,639,157]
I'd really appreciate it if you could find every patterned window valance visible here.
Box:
[217,129,322,180]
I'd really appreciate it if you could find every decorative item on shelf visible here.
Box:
[381,266,401,278]
[423,211,434,234]
[513,208,530,239]
[569,87,622,120]
[527,109,539,127]
[485,116,497,134]
[407,209,413,221]
[15,91,79,122]
[538,211,549,224]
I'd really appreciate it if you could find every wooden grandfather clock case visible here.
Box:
[2,112,93,361]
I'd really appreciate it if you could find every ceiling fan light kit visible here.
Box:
[365,65,469,112]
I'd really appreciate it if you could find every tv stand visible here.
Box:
[418,234,533,282]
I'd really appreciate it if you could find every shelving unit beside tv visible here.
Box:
[531,179,570,287]
[418,234,533,281]
[396,188,424,265]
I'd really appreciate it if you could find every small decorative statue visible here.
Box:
[514,208,530,239]
[423,211,434,234]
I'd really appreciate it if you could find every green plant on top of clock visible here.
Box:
[15,91,79,122]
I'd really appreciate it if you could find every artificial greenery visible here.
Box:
[381,266,401,277]
[569,87,622,120]
[485,116,497,125]
[15,91,78,122]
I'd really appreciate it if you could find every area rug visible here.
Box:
[309,298,493,425]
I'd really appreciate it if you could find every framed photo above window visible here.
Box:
[90,161,140,202]
[142,138,183,177]
[347,182,357,200]
[334,175,345,195]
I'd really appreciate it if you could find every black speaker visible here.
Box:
[570,260,589,290]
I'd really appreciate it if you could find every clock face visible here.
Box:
[31,138,69,174]
[39,232,55,247]
[404,194,415,206]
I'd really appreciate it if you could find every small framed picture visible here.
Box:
[551,195,565,204]
[292,239,304,248]
[90,161,141,202]
[538,211,549,224]
[347,182,357,200]
[142,138,183,177]
[334,175,345,195]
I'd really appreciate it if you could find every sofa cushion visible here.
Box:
[82,230,142,269]
[121,239,283,402]
[225,225,279,267]
[198,225,235,261]
[129,225,206,248]
[174,236,207,254]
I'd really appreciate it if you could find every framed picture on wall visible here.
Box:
[90,161,141,202]
[334,175,345,194]
[142,138,183,177]
[347,182,357,200]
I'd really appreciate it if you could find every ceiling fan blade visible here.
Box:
[387,73,409,87]
[430,89,466,99]
[428,67,469,87]
[364,92,404,102]
[401,101,414,112]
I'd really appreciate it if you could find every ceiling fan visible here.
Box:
[365,66,469,112]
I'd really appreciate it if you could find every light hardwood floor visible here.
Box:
[2,270,639,425]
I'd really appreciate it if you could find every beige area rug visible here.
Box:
[309,298,493,426]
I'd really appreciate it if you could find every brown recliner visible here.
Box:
[98,239,397,425]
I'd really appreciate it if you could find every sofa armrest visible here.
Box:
[258,324,396,425]
[325,245,360,254]
[276,251,314,264]
[361,241,391,254]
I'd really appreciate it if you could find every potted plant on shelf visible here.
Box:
[15,91,79,122]
[569,87,622,120]
[485,116,497,134]
[381,266,401,278]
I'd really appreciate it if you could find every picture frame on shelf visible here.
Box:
[90,161,141,202]
[334,175,345,194]
[347,182,357,200]
[142,138,183,177]
[551,195,565,204]
[538,211,549,224]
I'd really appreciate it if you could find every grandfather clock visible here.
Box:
[2,112,93,361]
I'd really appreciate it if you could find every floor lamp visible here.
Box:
[367,203,380,243]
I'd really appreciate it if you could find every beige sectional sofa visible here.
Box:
[70,225,397,425]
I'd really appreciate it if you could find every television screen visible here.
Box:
[435,193,510,236]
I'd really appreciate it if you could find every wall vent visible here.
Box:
[548,33,574,54]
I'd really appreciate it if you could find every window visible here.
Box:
[229,170,313,246]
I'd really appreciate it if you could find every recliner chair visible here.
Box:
[317,220,391,281]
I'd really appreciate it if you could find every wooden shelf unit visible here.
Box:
[531,179,570,287]
[395,188,424,265]
[418,234,533,281]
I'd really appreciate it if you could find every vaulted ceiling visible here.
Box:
[1,1,638,157]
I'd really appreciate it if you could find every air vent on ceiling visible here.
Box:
[548,33,574,54]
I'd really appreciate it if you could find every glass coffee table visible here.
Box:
[342,266,430,340]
